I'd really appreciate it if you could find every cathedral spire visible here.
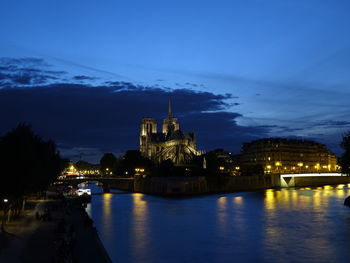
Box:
[168,98,173,118]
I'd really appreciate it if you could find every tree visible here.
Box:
[0,124,62,227]
[117,150,154,177]
[75,160,92,171]
[340,132,350,175]
[0,124,61,198]
[60,158,71,172]
[100,153,117,176]
[202,149,231,176]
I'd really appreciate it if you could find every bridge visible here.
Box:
[280,173,349,187]
[56,177,134,192]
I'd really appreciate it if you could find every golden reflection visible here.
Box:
[262,185,348,261]
[218,196,227,208]
[217,196,229,234]
[265,189,275,210]
[291,190,298,207]
[275,190,282,199]
[131,193,149,262]
[313,191,321,210]
[336,189,345,198]
[103,193,112,215]
[280,190,289,204]
[133,193,147,213]
[264,189,282,250]
[102,193,113,241]
[233,196,243,205]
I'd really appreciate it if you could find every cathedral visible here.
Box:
[140,100,200,165]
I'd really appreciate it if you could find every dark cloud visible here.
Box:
[314,120,350,128]
[0,57,66,86]
[1,57,347,161]
[73,75,97,81]
[0,81,264,162]
[185,82,198,87]
[0,57,272,162]
[104,81,141,90]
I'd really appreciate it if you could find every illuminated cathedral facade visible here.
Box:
[140,100,200,165]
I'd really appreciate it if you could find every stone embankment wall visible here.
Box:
[134,176,208,195]
[105,175,350,196]
[205,174,281,193]
[107,175,281,195]
[103,178,134,192]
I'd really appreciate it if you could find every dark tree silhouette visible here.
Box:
[340,132,350,175]
[75,160,93,171]
[116,150,154,177]
[0,124,61,227]
[202,149,230,176]
[60,158,71,172]
[100,153,117,175]
[0,124,61,199]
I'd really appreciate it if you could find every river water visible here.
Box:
[85,184,350,263]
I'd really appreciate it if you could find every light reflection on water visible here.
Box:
[130,193,149,262]
[87,184,350,263]
[102,193,113,242]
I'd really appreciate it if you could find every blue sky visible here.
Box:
[0,0,350,162]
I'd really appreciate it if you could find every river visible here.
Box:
[84,183,350,263]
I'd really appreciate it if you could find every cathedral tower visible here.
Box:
[162,98,179,134]
[140,118,157,156]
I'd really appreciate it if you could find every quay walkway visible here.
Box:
[0,198,112,263]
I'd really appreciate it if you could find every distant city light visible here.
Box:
[3,199,8,203]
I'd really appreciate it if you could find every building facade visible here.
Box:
[240,138,338,174]
[140,100,200,165]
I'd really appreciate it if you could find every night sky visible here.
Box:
[1,0,350,162]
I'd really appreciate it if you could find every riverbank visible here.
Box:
[105,174,350,196]
[0,197,112,263]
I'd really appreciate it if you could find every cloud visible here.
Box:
[73,75,97,81]
[1,57,346,161]
[0,57,66,86]
[313,120,350,128]
[0,79,263,162]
